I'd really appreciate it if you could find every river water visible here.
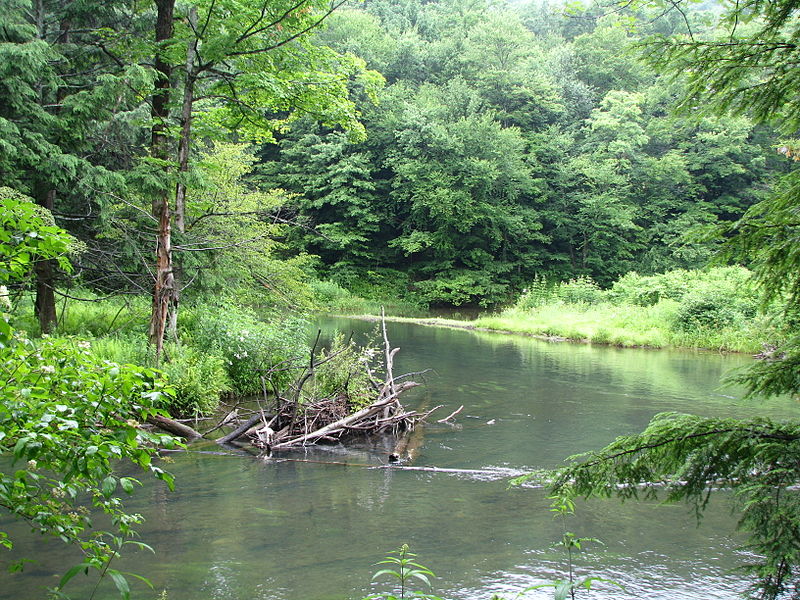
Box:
[3,317,800,599]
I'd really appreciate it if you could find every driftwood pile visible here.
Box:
[151,315,436,453]
[257,315,432,451]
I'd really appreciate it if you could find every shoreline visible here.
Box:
[332,313,743,354]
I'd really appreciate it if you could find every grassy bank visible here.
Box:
[344,267,785,354]
[11,291,310,416]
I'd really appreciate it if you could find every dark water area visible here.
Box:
[2,317,799,599]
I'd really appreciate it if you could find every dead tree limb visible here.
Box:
[147,414,203,440]
[215,413,263,444]
[270,381,420,449]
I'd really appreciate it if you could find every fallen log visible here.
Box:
[147,414,203,440]
[215,413,263,445]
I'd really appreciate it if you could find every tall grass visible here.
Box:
[473,267,782,353]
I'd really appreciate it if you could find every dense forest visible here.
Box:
[1,0,793,314]
[4,0,800,597]
[263,0,791,306]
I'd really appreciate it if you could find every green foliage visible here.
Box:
[264,0,781,306]
[179,303,308,396]
[0,190,73,289]
[55,293,151,338]
[546,412,800,599]
[554,276,604,305]
[302,334,376,411]
[0,204,179,597]
[158,344,231,416]
[90,335,230,417]
[0,333,178,566]
[515,275,555,310]
[366,544,441,600]
[478,267,775,352]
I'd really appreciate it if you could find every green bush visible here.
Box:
[516,275,557,310]
[609,266,760,307]
[555,276,605,305]
[309,279,353,307]
[159,344,231,416]
[90,335,231,416]
[179,302,308,395]
[301,333,375,411]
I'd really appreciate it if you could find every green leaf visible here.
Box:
[57,564,90,590]
[107,569,130,600]
[101,476,117,497]
[372,569,400,580]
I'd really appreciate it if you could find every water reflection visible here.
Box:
[2,317,798,599]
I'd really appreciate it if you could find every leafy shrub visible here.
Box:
[179,302,308,395]
[610,266,760,307]
[667,267,761,332]
[607,272,663,306]
[516,275,557,310]
[301,333,375,411]
[555,276,605,305]
[673,289,757,332]
[159,344,231,416]
[329,266,414,303]
[90,335,231,415]
[309,279,353,307]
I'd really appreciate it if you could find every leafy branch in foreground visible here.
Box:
[1,190,181,598]
[537,412,800,599]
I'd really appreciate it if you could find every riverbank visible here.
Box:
[334,267,783,354]
[342,302,777,354]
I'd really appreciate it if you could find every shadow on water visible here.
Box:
[2,317,797,600]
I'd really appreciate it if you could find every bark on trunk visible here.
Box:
[148,0,175,357]
[168,4,199,339]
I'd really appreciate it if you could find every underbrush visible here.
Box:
[309,279,428,317]
[476,267,782,352]
[13,291,310,417]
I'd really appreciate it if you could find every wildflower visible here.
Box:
[77,341,91,349]
[27,459,37,470]
[41,365,55,374]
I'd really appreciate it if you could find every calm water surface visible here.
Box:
[3,317,800,599]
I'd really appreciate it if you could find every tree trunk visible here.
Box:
[148,0,175,358]
[34,190,57,334]
[168,4,199,339]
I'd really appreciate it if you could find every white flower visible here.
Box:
[0,286,10,310]
[41,365,55,374]
[77,341,91,349]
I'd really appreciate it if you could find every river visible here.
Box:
[2,316,800,599]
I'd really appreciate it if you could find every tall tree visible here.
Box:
[143,0,383,356]
[0,0,136,332]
